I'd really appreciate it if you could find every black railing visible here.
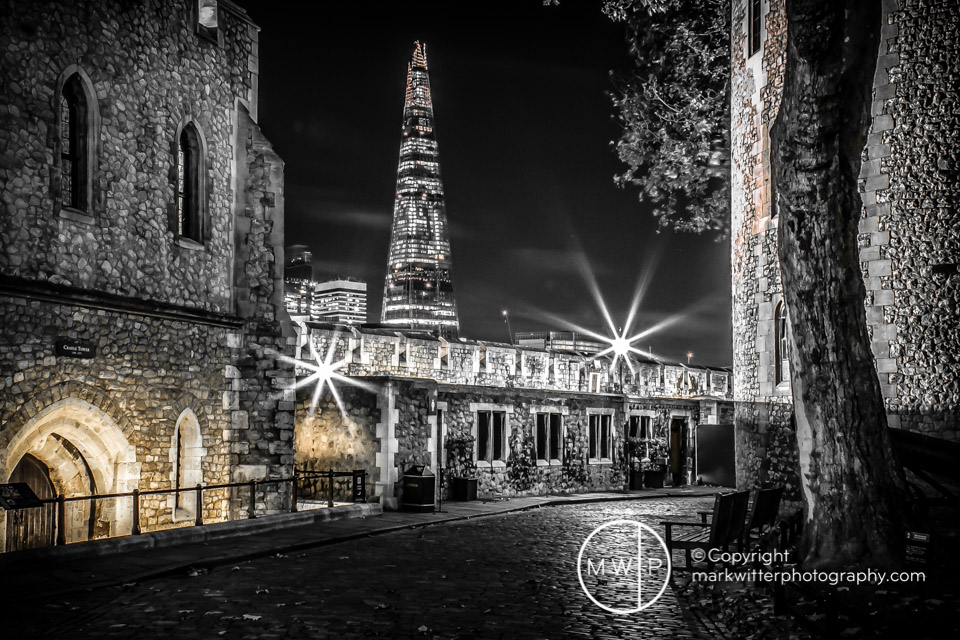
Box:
[9,468,366,547]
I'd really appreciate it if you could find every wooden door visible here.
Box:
[669,418,687,485]
[5,454,57,552]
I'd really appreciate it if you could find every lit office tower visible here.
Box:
[381,41,459,336]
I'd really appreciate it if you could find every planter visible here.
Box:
[629,468,644,490]
[642,469,665,489]
[451,476,478,502]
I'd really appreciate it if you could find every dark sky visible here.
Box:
[237,0,732,366]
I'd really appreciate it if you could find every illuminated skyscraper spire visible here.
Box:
[381,41,459,335]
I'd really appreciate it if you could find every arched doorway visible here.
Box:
[1,397,140,552]
[5,454,56,551]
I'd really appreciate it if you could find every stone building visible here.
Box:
[731,0,959,502]
[0,0,294,551]
[293,324,732,508]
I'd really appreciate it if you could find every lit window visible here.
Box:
[588,414,612,463]
[535,413,563,463]
[175,124,203,242]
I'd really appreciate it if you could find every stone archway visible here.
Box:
[1,397,140,551]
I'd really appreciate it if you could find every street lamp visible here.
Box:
[687,352,693,365]
[502,309,513,344]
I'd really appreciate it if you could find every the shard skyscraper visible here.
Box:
[381,42,459,336]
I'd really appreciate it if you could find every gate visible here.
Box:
[5,454,57,551]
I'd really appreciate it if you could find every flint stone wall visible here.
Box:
[731,0,960,506]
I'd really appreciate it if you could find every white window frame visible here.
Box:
[532,405,568,467]
[588,372,603,393]
[627,410,655,440]
[469,403,513,469]
[587,408,615,465]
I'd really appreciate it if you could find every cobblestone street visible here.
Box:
[15,496,715,639]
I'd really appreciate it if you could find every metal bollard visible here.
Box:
[57,494,67,545]
[195,484,204,526]
[248,480,257,519]
[131,489,141,535]
[291,470,298,513]
[327,470,334,508]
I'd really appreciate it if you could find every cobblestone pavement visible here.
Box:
[16,496,716,639]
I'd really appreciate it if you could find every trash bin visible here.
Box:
[451,476,478,501]
[401,465,435,512]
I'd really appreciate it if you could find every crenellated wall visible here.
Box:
[297,325,733,400]
[293,325,733,507]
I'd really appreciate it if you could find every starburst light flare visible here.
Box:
[273,333,379,418]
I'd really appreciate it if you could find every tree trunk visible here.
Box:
[771,0,907,569]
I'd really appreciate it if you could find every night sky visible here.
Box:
[237,0,732,366]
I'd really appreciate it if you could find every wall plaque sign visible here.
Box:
[55,338,96,359]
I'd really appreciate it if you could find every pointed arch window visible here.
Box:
[59,74,88,211]
[176,124,203,242]
[775,301,790,385]
[196,1,220,44]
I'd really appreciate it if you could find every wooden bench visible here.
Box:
[745,486,783,543]
[662,490,750,573]
[697,485,785,550]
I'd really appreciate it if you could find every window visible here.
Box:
[476,410,506,463]
[174,423,184,510]
[59,74,88,211]
[748,0,762,57]
[197,0,219,42]
[176,124,203,242]
[535,413,563,463]
[589,414,612,463]
[774,301,790,384]
[628,415,651,440]
[588,372,602,393]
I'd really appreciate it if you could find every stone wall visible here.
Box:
[294,386,380,503]
[301,325,733,400]
[0,297,237,542]
[292,325,731,507]
[730,0,960,504]
[292,365,728,507]
[0,0,259,313]
[0,0,293,550]
[438,387,627,498]
[861,0,960,440]
[231,101,295,508]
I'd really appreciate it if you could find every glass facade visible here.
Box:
[381,42,459,335]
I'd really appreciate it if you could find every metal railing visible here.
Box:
[12,468,366,547]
